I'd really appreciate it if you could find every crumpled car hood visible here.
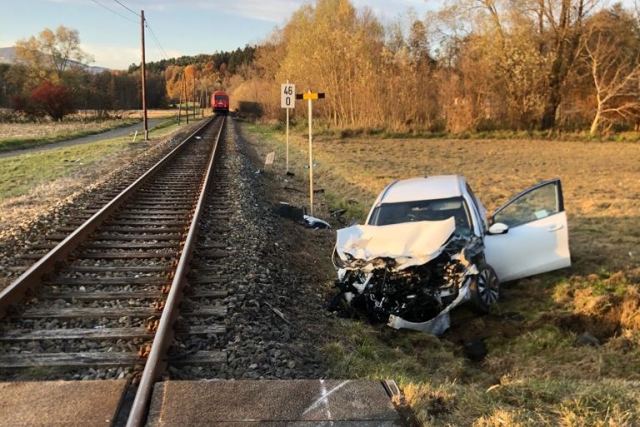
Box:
[335,217,456,271]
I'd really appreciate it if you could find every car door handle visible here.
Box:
[548,224,563,232]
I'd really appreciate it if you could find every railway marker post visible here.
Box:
[281,82,295,173]
[295,90,325,216]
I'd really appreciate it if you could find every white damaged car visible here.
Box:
[330,175,571,335]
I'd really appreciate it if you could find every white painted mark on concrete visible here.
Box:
[302,379,350,424]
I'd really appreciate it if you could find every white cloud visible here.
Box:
[352,0,438,19]
[81,43,182,70]
[47,0,437,23]
[182,0,434,22]
[47,0,303,22]
[207,0,304,22]
[152,0,303,22]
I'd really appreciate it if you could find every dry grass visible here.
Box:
[0,151,142,233]
[120,109,180,119]
[243,123,640,426]
[0,120,132,141]
[0,110,175,142]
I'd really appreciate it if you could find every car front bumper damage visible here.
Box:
[332,218,482,334]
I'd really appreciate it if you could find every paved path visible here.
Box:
[0,118,168,159]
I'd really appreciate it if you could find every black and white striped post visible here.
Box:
[281,82,295,173]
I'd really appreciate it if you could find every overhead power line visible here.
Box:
[144,18,169,60]
[93,1,168,62]
[112,0,139,17]
[90,0,137,24]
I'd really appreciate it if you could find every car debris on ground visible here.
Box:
[274,202,332,229]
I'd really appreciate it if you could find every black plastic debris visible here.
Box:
[577,331,600,346]
[330,209,347,225]
[284,186,303,193]
[463,339,488,361]
[274,202,304,221]
[330,209,347,218]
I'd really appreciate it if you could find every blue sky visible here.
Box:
[0,0,438,70]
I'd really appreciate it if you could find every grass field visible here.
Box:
[243,123,640,426]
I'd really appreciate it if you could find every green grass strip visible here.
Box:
[0,118,183,201]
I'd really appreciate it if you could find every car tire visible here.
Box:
[469,264,500,313]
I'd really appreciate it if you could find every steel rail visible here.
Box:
[125,116,226,427]
[0,117,214,319]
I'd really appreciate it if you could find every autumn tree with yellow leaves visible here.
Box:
[230,0,640,134]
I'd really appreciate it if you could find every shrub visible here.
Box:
[10,95,45,121]
[30,81,76,121]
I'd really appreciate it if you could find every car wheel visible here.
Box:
[470,264,500,313]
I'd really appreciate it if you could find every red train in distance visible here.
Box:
[211,90,230,115]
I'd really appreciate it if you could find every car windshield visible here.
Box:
[368,196,472,235]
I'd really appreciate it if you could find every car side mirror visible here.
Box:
[488,222,509,235]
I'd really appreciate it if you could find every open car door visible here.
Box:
[484,179,571,282]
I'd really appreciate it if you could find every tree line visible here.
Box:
[5,1,640,135]
[0,25,255,122]
[229,0,640,136]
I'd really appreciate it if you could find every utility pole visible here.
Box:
[177,72,183,125]
[184,75,189,124]
[193,76,196,118]
[140,10,148,141]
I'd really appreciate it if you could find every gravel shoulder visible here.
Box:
[194,118,341,379]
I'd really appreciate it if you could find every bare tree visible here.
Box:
[581,7,640,135]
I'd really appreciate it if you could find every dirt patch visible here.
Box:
[441,285,640,346]
[543,272,640,341]
[444,311,526,343]
[549,289,640,339]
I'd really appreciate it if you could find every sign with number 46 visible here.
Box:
[281,83,295,109]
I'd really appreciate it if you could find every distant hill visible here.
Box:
[0,46,110,74]
[0,47,16,63]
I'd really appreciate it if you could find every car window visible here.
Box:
[369,196,472,235]
[493,181,559,227]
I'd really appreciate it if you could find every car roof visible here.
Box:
[378,175,465,204]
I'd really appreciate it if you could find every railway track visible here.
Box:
[0,116,337,426]
[0,116,225,388]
